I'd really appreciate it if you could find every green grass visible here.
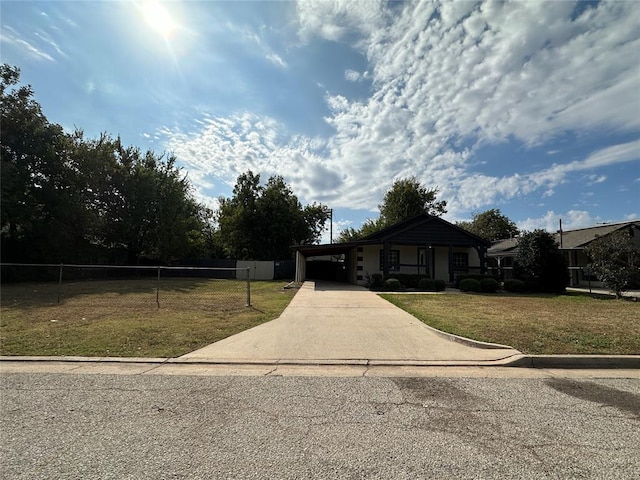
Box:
[380,292,640,355]
[1,279,296,357]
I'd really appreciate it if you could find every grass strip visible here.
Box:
[1,280,296,357]
[380,292,640,355]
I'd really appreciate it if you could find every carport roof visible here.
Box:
[294,242,360,257]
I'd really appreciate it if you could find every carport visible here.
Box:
[294,243,359,283]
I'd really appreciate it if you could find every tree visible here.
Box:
[1,64,83,262]
[514,230,568,293]
[336,177,446,242]
[584,229,640,298]
[379,177,447,225]
[1,63,211,264]
[216,171,329,259]
[457,209,519,241]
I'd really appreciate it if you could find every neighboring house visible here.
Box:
[294,214,491,285]
[487,220,640,287]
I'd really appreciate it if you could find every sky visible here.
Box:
[2,0,639,242]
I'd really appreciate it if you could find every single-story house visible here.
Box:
[487,220,640,287]
[294,214,491,286]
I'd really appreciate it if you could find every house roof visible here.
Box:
[554,221,639,249]
[294,214,490,256]
[487,220,640,256]
[359,214,491,246]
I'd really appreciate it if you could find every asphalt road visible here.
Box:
[1,373,639,479]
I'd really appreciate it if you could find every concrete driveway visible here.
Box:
[179,281,522,365]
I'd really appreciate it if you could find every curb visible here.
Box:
[420,323,515,350]
[2,354,639,369]
[508,355,640,369]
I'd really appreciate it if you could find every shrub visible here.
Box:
[418,278,436,291]
[479,277,500,293]
[384,278,401,291]
[368,273,383,289]
[459,278,481,292]
[455,274,501,289]
[435,279,446,292]
[390,274,423,288]
[504,279,526,293]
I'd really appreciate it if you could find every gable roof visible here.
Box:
[487,220,640,256]
[294,214,490,256]
[360,214,491,246]
[555,221,640,249]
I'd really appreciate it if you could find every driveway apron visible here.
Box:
[180,281,521,363]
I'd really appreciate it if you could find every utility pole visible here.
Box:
[329,208,333,244]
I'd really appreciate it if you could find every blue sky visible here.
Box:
[2,0,639,242]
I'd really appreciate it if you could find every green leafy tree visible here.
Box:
[0,64,87,262]
[584,229,640,298]
[336,177,446,242]
[1,64,210,264]
[217,171,329,259]
[457,209,519,241]
[514,230,568,293]
[379,177,447,225]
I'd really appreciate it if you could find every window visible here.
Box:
[453,252,469,271]
[379,249,400,271]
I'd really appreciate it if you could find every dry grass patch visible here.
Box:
[380,293,640,354]
[1,279,296,357]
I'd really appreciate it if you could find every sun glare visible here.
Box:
[142,1,176,37]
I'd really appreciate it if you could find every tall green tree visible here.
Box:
[584,229,640,298]
[1,64,86,262]
[1,64,210,264]
[457,209,519,241]
[216,171,329,259]
[336,177,446,242]
[379,177,447,225]
[514,230,568,293]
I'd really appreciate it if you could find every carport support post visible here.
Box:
[245,267,251,307]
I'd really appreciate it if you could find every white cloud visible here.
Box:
[162,1,639,221]
[344,69,360,82]
[266,53,287,68]
[0,26,55,61]
[517,210,603,233]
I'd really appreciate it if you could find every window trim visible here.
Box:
[379,249,400,272]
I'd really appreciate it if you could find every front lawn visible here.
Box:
[0,279,296,357]
[380,292,640,355]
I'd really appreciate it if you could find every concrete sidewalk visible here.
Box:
[179,281,522,365]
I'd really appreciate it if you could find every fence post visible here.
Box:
[156,266,161,308]
[58,263,63,303]
[246,267,251,307]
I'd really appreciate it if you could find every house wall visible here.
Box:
[357,244,481,284]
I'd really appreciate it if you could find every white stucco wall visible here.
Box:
[359,244,482,283]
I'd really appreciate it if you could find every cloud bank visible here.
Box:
[161,0,639,219]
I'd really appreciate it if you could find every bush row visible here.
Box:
[458,277,525,293]
[375,275,446,292]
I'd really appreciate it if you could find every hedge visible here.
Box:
[459,278,481,292]
[479,277,501,293]
[384,278,401,291]
[455,274,501,289]
[504,279,526,293]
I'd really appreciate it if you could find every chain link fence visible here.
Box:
[1,264,251,313]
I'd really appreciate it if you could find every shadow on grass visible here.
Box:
[1,277,247,309]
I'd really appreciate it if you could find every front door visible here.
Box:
[418,248,429,277]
